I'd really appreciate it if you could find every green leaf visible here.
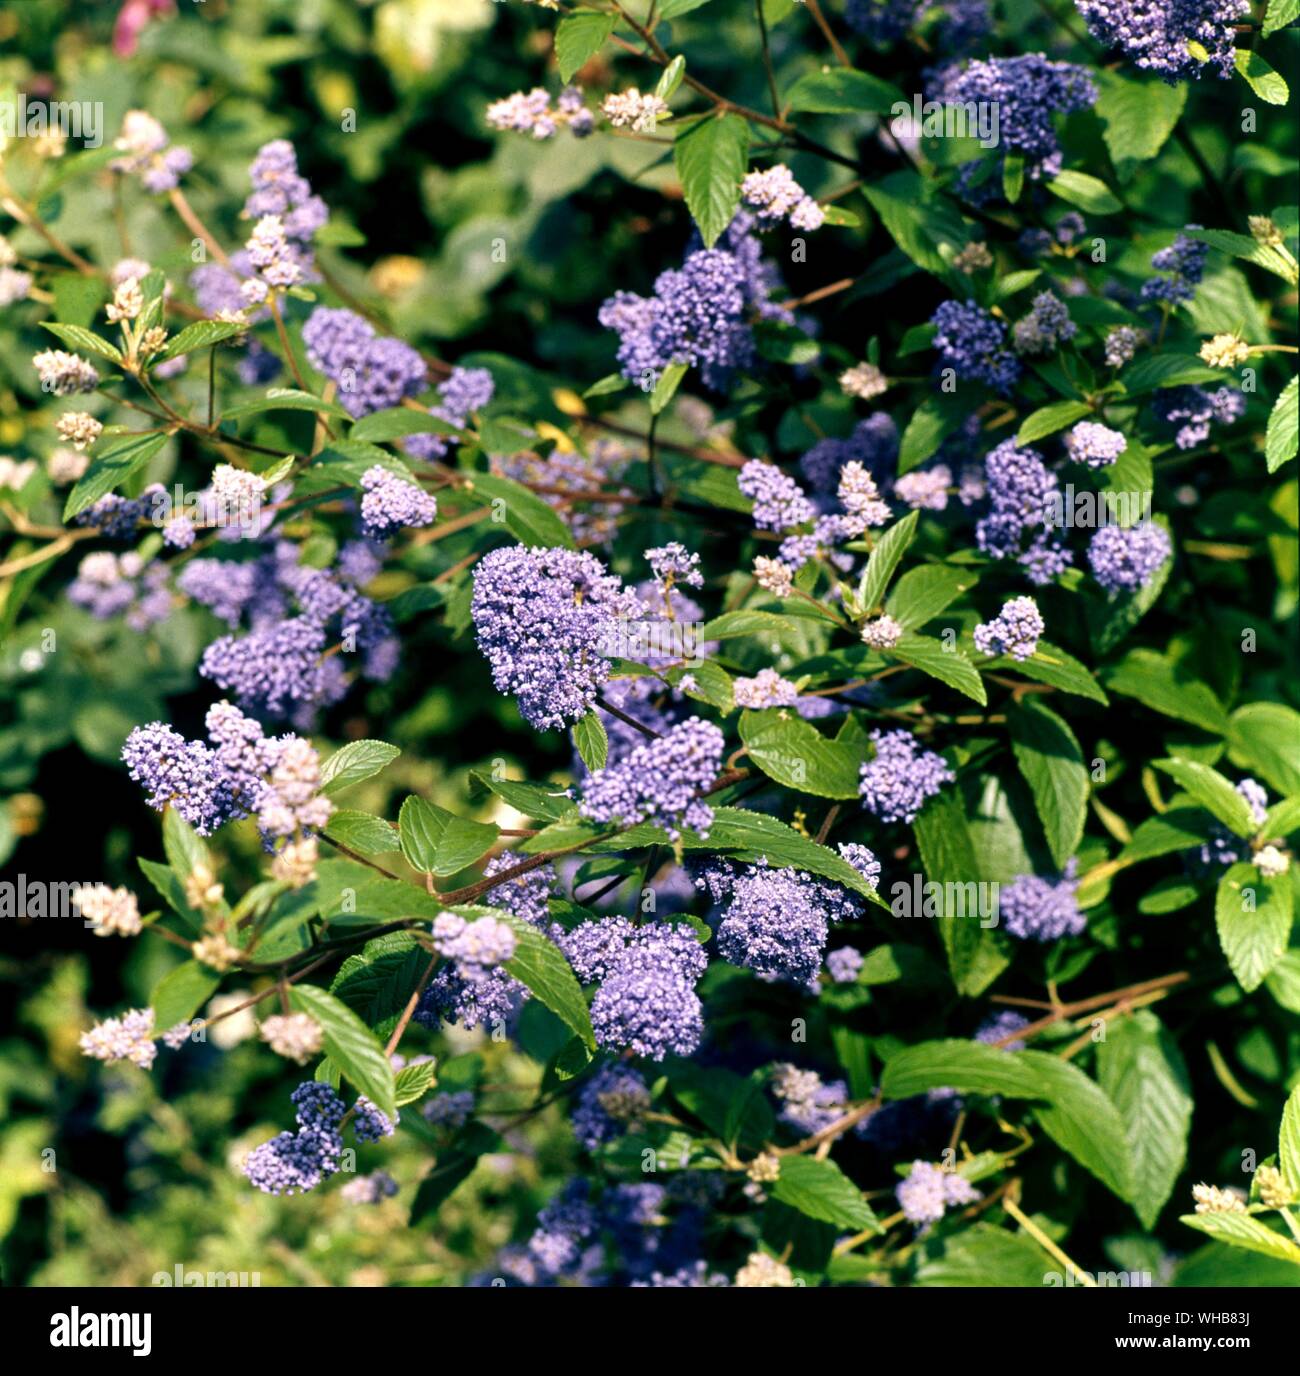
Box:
[697,609,791,640]
[897,393,966,473]
[1008,699,1088,869]
[572,712,609,773]
[1120,352,1224,394]
[469,773,578,822]
[885,564,980,630]
[497,914,596,1050]
[738,708,868,799]
[673,114,749,249]
[1234,48,1290,106]
[913,790,1009,997]
[288,984,397,1120]
[650,361,688,415]
[985,641,1108,705]
[350,408,461,443]
[1017,399,1093,445]
[1098,1011,1193,1228]
[857,509,918,613]
[155,319,247,362]
[659,0,713,15]
[1227,703,1300,796]
[221,388,352,421]
[398,796,498,877]
[150,961,220,1031]
[463,471,575,549]
[1265,951,1300,1013]
[320,739,400,795]
[1094,72,1187,173]
[786,67,904,115]
[915,1223,1049,1287]
[1266,376,1298,474]
[395,1059,438,1107]
[409,1123,502,1222]
[1180,1210,1300,1265]
[771,1156,880,1231]
[1048,170,1122,215]
[1153,759,1258,835]
[163,806,209,881]
[1105,651,1230,734]
[63,432,168,521]
[555,11,616,82]
[655,55,687,102]
[882,1042,1135,1201]
[331,932,428,1039]
[39,321,122,364]
[1263,0,1300,37]
[323,810,401,856]
[862,171,970,279]
[1280,1085,1300,1191]
[1002,152,1024,204]
[892,633,987,705]
[1215,862,1294,992]
[1119,806,1215,866]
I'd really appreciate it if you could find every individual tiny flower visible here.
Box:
[861,614,904,651]
[1064,421,1127,468]
[77,885,142,937]
[601,88,670,132]
[56,412,103,450]
[733,668,800,709]
[753,555,793,599]
[359,466,438,539]
[1254,845,1289,878]
[952,241,993,273]
[79,1007,157,1070]
[1087,521,1171,594]
[1191,1183,1247,1215]
[734,1252,797,1287]
[827,946,864,984]
[259,1013,324,1064]
[33,349,99,395]
[974,596,1044,660]
[1199,333,1250,369]
[192,932,242,971]
[859,729,954,824]
[840,361,888,399]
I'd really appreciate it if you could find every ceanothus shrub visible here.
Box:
[1,0,1298,1289]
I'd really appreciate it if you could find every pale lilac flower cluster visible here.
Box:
[738,460,816,531]
[406,366,495,460]
[423,1090,475,1128]
[68,551,172,630]
[976,440,1072,585]
[859,729,954,824]
[79,1007,158,1070]
[472,545,640,730]
[894,467,953,511]
[353,1095,398,1143]
[358,466,437,539]
[487,87,593,139]
[1087,521,1171,593]
[733,668,801,709]
[741,165,824,231]
[645,542,704,589]
[974,596,1044,660]
[1013,291,1077,355]
[1075,0,1247,82]
[244,140,328,253]
[1065,420,1127,467]
[432,912,517,982]
[771,1063,850,1133]
[580,717,724,839]
[862,614,905,651]
[32,349,99,395]
[974,1009,1031,1050]
[341,1172,399,1205]
[839,461,893,527]
[482,852,556,931]
[929,55,1097,203]
[897,1161,981,1226]
[302,307,427,418]
[0,265,32,306]
[1151,384,1245,449]
[1141,229,1209,305]
[1000,861,1085,941]
[930,300,1021,394]
[601,89,669,132]
[110,109,192,192]
[827,946,864,984]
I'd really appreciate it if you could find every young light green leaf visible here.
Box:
[857,509,918,613]
[1215,862,1294,992]
[320,739,400,795]
[1234,48,1289,106]
[555,11,617,83]
[40,321,123,364]
[673,114,749,249]
[1265,375,1298,473]
[572,712,609,773]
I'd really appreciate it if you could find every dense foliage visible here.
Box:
[1,0,1298,1289]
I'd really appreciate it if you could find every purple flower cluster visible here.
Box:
[110,110,192,193]
[358,466,438,539]
[244,140,328,248]
[799,413,899,492]
[897,1161,981,1226]
[68,552,172,631]
[1087,521,1171,593]
[974,596,1044,660]
[827,946,864,984]
[1064,421,1127,467]
[406,366,495,461]
[1152,384,1245,449]
[580,717,724,840]
[974,1009,1031,1050]
[929,55,1098,203]
[471,545,639,731]
[858,729,954,824]
[572,1064,651,1149]
[1013,291,1077,355]
[302,307,427,418]
[1141,229,1209,305]
[738,460,816,531]
[771,1064,850,1134]
[243,1083,346,1196]
[1000,862,1085,941]
[931,301,1021,394]
[975,440,1072,585]
[1075,0,1247,82]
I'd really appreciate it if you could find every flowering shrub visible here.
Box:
[0,0,1298,1289]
